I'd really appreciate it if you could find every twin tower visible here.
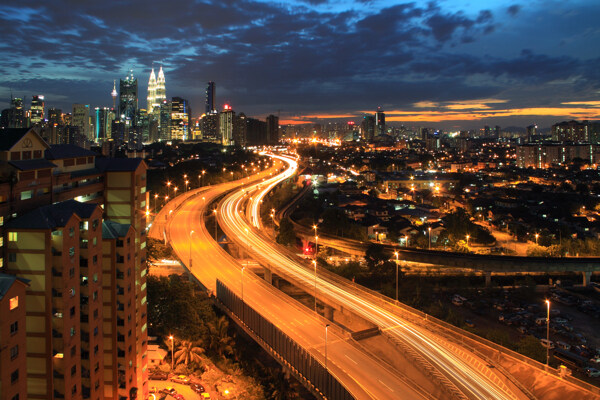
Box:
[146,66,166,115]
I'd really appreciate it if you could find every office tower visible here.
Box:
[361,114,375,141]
[147,69,157,114]
[551,120,589,142]
[170,97,190,141]
[119,72,138,122]
[233,113,247,147]
[0,274,29,400]
[375,107,385,136]
[1,97,27,129]
[201,111,219,143]
[93,107,115,142]
[111,81,118,110]
[159,100,171,141]
[30,95,45,124]
[48,108,63,126]
[205,81,215,113]
[220,104,235,146]
[266,114,279,145]
[73,104,90,140]
[155,67,166,105]
[246,117,267,146]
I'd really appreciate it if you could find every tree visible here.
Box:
[516,335,546,363]
[174,340,205,367]
[276,218,297,246]
[207,316,235,360]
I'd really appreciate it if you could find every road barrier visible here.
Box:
[216,279,355,400]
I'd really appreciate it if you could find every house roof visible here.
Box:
[95,157,144,172]
[102,220,132,239]
[0,273,29,300]
[0,128,31,151]
[9,159,56,171]
[45,144,97,160]
[6,200,98,230]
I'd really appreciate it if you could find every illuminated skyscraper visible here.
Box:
[361,114,375,141]
[111,80,118,109]
[72,103,90,139]
[266,114,279,145]
[171,97,190,141]
[93,107,115,142]
[220,104,235,146]
[155,66,166,105]
[30,95,45,124]
[147,69,156,113]
[375,107,385,136]
[206,81,215,113]
[119,71,138,122]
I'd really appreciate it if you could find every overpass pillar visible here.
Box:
[264,267,273,285]
[485,271,492,287]
[583,271,592,286]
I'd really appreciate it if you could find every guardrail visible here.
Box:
[216,279,355,400]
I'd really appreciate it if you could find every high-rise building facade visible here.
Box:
[375,107,385,136]
[361,114,375,141]
[93,107,115,142]
[205,82,215,114]
[147,69,157,114]
[155,67,166,106]
[159,100,171,141]
[171,97,190,141]
[220,105,235,146]
[72,104,90,140]
[119,72,138,122]
[266,114,279,145]
[30,95,45,125]
[1,97,28,129]
[201,111,219,142]
[551,120,589,142]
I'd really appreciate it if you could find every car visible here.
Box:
[464,319,475,328]
[149,371,169,380]
[585,367,600,378]
[540,339,555,349]
[590,356,600,364]
[191,383,206,394]
[159,387,177,395]
[556,341,571,351]
[554,317,567,324]
[171,375,190,384]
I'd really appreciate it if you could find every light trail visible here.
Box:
[218,153,520,400]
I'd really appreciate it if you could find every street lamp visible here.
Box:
[428,227,432,250]
[173,186,178,197]
[166,181,172,198]
[185,180,189,192]
[189,230,194,268]
[394,251,399,301]
[213,209,218,240]
[546,299,550,366]
[325,324,330,370]
[241,266,245,301]
[313,260,317,313]
[312,225,318,260]
[154,193,158,211]
[169,335,174,371]
[466,234,470,247]
[535,233,539,245]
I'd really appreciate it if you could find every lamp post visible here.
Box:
[169,335,174,371]
[428,227,431,250]
[325,324,330,370]
[466,234,470,247]
[189,230,194,268]
[185,180,189,192]
[173,186,178,197]
[546,299,550,366]
[166,181,172,198]
[394,251,399,301]
[154,193,158,211]
[535,233,539,245]
[213,209,218,241]
[241,266,245,301]
[313,225,318,260]
[313,260,317,313]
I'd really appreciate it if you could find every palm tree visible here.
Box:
[174,340,204,366]
[207,316,235,359]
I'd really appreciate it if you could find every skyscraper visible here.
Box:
[72,103,90,140]
[111,80,118,110]
[205,81,215,114]
[220,104,235,146]
[93,107,115,142]
[147,69,157,114]
[30,95,45,124]
[361,114,375,141]
[266,114,279,145]
[171,97,190,141]
[119,71,138,122]
[159,100,171,141]
[375,107,386,136]
[155,66,166,105]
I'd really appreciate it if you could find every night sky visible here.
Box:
[1,0,599,129]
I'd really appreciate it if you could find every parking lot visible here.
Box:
[148,378,214,400]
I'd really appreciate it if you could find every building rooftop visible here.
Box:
[0,128,31,151]
[6,199,99,230]
[9,159,56,171]
[95,157,144,172]
[0,273,29,301]
[45,144,97,160]
[102,220,132,239]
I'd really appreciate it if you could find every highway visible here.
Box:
[217,153,524,400]
[159,159,432,400]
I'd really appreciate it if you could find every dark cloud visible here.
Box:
[507,4,521,16]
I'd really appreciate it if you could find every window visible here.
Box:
[72,385,77,394]
[94,326,98,336]
[10,321,18,335]
[10,152,20,161]
[10,345,18,360]
[71,346,76,357]
[92,219,99,230]
[70,288,76,297]
[69,267,75,278]
[69,227,74,237]
[8,253,16,262]
[92,255,98,265]
[0,216,3,226]
[11,394,19,400]
[9,296,18,310]
[70,327,75,337]
[71,365,76,376]
[10,369,18,383]
[22,151,31,160]
[0,237,3,247]
[92,237,97,246]
[93,273,98,282]
[70,306,75,317]
[93,309,98,319]
[34,150,42,158]
[20,190,33,200]
[93,291,97,301]
[8,232,17,241]
[94,345,98,355]
[69,247,75,257]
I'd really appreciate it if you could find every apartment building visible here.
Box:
[0,127,148,400]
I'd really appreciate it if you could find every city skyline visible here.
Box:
[0,0,599,129]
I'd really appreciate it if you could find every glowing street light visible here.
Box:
[313,259,317,313]
[185,180,189,192]
[169,335,174,371]
[154,193,158,211]
[166,181,172,197]
[428,227,432,250]
[466,234,470,247]
[189,230,194,268]
[325,324,330,370]
[546,299,550,366]
[535,233,539,245]
[394,251,399,301]
[213,209,218,240]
